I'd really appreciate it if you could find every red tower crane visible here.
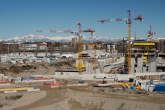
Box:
[148,25,156,42]
[37,23,84,74]
[98,10,144,74]
[36,23,96,74]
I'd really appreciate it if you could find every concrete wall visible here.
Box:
[54,72,133,81]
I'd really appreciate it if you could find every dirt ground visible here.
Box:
[1,87,165,110]
[0,61,75,77]
[1,62,165,110]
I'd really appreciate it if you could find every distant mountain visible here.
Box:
[82,36,122,42]
[4,34,75,43]
[3,34,123,43]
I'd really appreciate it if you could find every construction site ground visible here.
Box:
[1,85,165,110]
[0,61,75,77]
[1,61,165,110]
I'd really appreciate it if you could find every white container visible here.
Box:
[4,90,17,93]
[148,85,155,92]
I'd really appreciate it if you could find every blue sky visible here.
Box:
[0,0,165,39]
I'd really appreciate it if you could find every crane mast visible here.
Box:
[77,23,83,74]
[127,10,132,74]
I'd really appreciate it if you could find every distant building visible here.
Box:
[71,37,78,52]
[158,38,165,53]
[39,42,47,50]
[0,43,19,54]
[19,43,37,51]
[104,43,117,54]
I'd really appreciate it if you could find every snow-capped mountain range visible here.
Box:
[5,34,75,42]
[2,34,122,43]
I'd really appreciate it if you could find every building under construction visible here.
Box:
[124,39,165,74]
